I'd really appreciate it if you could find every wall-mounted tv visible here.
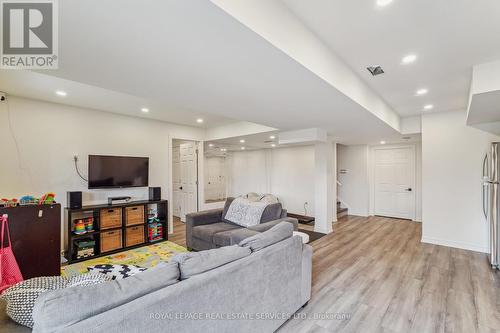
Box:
[88,155,149,189]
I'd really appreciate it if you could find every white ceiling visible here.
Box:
[0,0,405,145]
[0,70,236,128]
[205,130,280,153]
[3,0,487,143]
[282,0,500,117]
[204,130,420,156]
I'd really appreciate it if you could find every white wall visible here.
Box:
[422,110,500,253]
[0,97,205,248]
[227,145,315,216]
[337,144,370,216]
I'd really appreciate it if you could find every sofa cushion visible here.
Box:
[260,202,283,223]
[172,245,251,280]
[239,221,293,252]
[248,217,298,233]
[192,222,240,241]
[213,228,260,247]
[32,262,179,333]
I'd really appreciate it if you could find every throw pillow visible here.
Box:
[87,264,147,280]
[243,192,261,202]
[0,273,110,328]
[260,194,279,204]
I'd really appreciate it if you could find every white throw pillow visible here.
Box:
[225,197,268,227]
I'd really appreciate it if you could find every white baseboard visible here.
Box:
[421,236,488,253]
[349,212,369,217]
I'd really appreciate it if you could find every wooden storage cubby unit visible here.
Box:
[66,200,168,264]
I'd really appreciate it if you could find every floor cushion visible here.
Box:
[1,273,111,328]
[87,264,147,280]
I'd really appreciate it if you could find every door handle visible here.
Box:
[179,186,183,190]
[406,188,412,192]
[483,153,489,179]
[482,182,489,220]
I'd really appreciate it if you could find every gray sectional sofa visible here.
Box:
[187,197,299,251]
[0,222,312,333]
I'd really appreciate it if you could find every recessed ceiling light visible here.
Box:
[380,140,386,145]
[376,0,393,7]
[401,54,417,64]
[141,107,149,113]
[220,148,226,152]
[208,143,214,147]
[55,90,67,97]
[271,144,276,148]
[415,88,428,96]
[239,139,245,143]
[423,104,434,110]
[241,147,245,150]
[269,135,276,139]
[196,118,204,123]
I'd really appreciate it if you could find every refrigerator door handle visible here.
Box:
[482,182,489,220]
[483,153,489,180]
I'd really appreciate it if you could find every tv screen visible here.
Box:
[88,155,149,189]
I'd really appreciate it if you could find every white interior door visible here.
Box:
[374,146,415,219]
[179,142,198,221]
[172,146,181,218]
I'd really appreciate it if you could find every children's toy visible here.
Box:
[0,198,18,207]
[19,196,38,205]
[147,207,163,242]
[84,218,94,232]
[74,239,95,259]
[73,219,87,235]
[38,193,56,205]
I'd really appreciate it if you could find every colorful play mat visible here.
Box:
[61,241,188,278]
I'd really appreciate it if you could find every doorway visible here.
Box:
[172,139,199,223]
[372,145,416,220]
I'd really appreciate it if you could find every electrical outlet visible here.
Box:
[73,154,78,162]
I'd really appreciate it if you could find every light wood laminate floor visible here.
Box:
[169,215,500,333]
[170,216,186,248]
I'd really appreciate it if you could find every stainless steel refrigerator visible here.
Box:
[483,142,499,269]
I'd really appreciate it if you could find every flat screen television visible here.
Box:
[88,155,149,189]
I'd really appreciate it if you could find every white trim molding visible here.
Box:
[421,236,488,254]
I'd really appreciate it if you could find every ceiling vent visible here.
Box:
[367,66,384,76]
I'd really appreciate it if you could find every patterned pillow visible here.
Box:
[0,273,110,328]
[87,264,147,280]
